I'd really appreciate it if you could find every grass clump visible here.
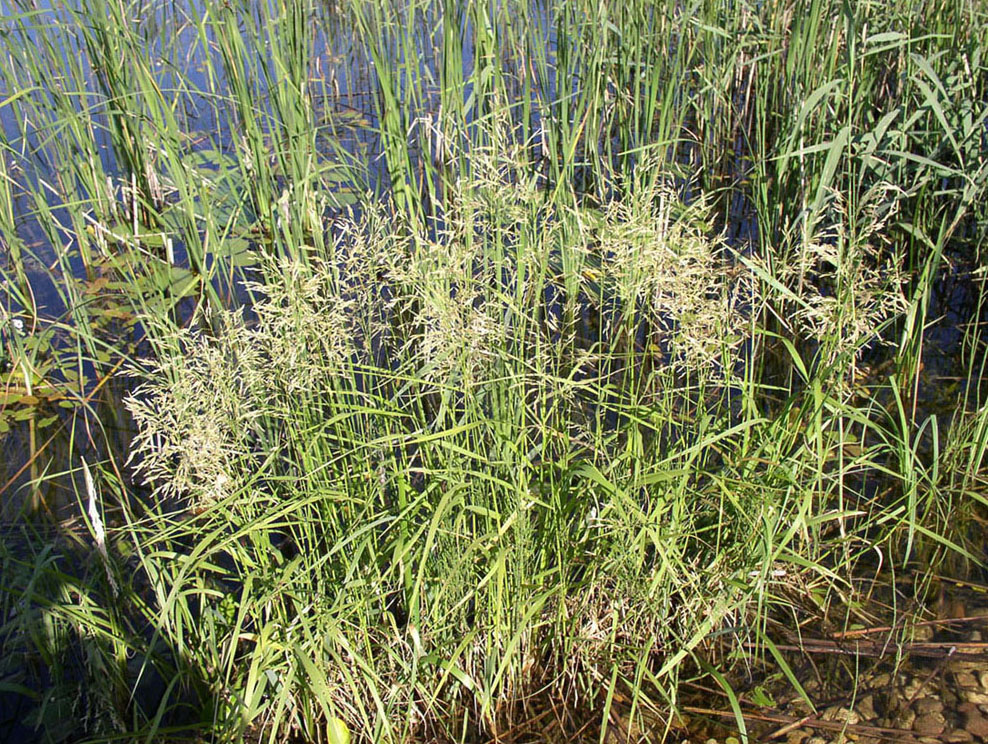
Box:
[122,167,774,740]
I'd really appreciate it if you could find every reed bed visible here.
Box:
[0,0,987,741]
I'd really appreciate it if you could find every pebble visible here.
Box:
[895,707,917,730]
[961,706,988,740]
[962,690,988,706]
[805,737,827,744]
[789,698,814,716]
[914,696,944,715]
[855,694,878,721]
[957,672,981,689]
[946,729,975,743]
[903,677,925,700]
[912,624,935,641]
[871,673,892,688]
[979,671,988,691]
[952,661,984,675]
[785,729,811,744]
[823,706,860,725]
[913,711,947,736]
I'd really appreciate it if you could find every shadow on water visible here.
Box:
[0,516,228,742]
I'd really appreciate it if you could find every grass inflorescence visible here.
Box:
[1,0,987,741]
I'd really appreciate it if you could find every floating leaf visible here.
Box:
[213,236,259,267]
[82,276,112,295]
[99,307,135,321]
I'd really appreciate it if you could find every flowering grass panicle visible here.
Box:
[595,187,751,373]
[779,186,908,375]
[247,255,356,395]
[126,312,267,506]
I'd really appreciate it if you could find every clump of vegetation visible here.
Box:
[123,168,767,739]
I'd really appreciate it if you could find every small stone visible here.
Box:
[946,598,968,618]
[606,711,653,744]
[823,706,860,725]
[913,711,947,736]
[904,677,929,700]
[957,672,981,689]
[855,694,878,721]
[806,737,827,744]
[952,660,984,675]
[963,709,988,740]
[979,671,988,691]
[961,690,988,706]
[871,673,892,688]
[785,730,811,744]
[946,729,974,743]
[895,708,917,730]
[914,697,944,715]
[912,624,935,641]
[789,698,814,716]
[705,738,718,744]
